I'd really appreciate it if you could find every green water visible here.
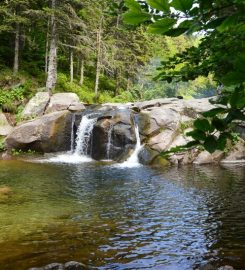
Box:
[0,160,244,270]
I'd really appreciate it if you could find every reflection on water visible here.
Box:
[0,160,244,270]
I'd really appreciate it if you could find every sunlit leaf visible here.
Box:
[146,0,169,12]
[171,0,194,13]
[123,11,150,25]
[148,18,176,34]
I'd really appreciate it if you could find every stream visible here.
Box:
[0,160,244,270]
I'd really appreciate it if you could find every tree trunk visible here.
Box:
[94,20,102,97]
[45,19,50,74]
[114,69,120,97]
[126,77,131,92]
[80,59,84,86]
[13,23,20,75]
[70,49,74,83]
[46,0,57,95]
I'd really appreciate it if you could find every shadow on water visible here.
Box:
[0,160,244,270]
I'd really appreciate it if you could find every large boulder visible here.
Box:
[134,98,178,110]
[5,111,72,153]
[46,93,80,113]
[139,107,181,152]
[221,140,245,163]
[138,145,159,165]
[90,108,136,160]
[22,92,50,119]
[194,150,224,164]
[0,113,13,136]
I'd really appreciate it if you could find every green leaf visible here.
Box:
[123,11,151,25]
[217,14,238,32]
[148,18,177,34]
[212,117,226,131]
[171,0,194,13]
[194,119,211,132]
[204,135,217,153]
[124,0,142,11]
[164,27,188,37]
[186,130,206,141]
[146,0,169,12]
[229,87,245,109]
[217,134,228,151]
[202,107,227,117]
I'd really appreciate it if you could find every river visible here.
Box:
[0,160,244,270]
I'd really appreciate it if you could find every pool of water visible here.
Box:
[0,160,244,270]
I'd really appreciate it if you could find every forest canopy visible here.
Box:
[0,0,215,106]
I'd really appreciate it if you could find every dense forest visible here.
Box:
[0,0,215,114]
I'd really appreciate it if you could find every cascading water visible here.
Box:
[70,113,76,152]
[118,121,143,168]
[74,115,97,156]
[46,114,97,163]
[106,124,114,160]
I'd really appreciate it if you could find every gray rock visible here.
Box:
[43,263,64,270]
[194,150,224,164]
[221,139,245,163]
[0,113,13,136]
[183,98,214,118]
[68,103,86,112]
[64,261,86,270]
[138,112,160,137]
[138,145,159,165]
[22,92,50,119]
[148,129,177,152]
[149,107,180,130]
[5,111,72,153]
[134,98,178,110]
[217,266,234,270]
[46,93,80,113]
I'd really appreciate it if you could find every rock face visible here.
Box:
[46,93,80,114]
[5,111,72,153]
[0,113,13,136]
[90,108,136,160]
[22,92,50,119]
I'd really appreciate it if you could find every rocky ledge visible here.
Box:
[1,92,245,165]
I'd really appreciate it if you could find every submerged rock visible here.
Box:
[28,261,88,270]
[0,186,12,203]
[6,111,72,153]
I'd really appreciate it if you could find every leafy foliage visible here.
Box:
[124,0,245,153]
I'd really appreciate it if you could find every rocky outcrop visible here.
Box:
[21,92,85,120]
[90,108,136,160]
[0,113,13,136]
[22,92,50,119]
[5,95,245,165]
[46,93,80,113]
[5,111,72,153]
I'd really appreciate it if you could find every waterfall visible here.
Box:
[119,122,142,167]
[70,113,75,152]
[106,124,113,160]
[74,115,97,156]
[46,114,97,163]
